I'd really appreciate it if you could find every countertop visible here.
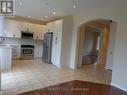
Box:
[0,45,12,49]
[0,44,20,49]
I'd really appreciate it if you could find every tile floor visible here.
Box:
[1,59,112,95]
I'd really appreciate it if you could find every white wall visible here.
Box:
[51,20,63,68]
[51,16,73,68]
[111,21,127,91]
[60,16,73,67]
[70,3,127,91]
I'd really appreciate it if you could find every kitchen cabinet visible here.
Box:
[46,22,54,32]
[21,22,44,40]
[42,25,47,35]
[4,19,21,38]
[34,24,43,40]
[11,45,21,59]
[0,18,4,37]
[3,19,44,40]
[0,46,12,70]
[21,22,35,33]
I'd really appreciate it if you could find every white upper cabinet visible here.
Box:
[33,24,43,40]
[21,22,35,33]
[4,19,21,38]
[0,18,4,37]
[42,25,46,34]
[3,19,44,40]
[46,22,54,32]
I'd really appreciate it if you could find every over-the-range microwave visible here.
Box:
[21,31,33,39]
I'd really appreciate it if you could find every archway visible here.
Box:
[76,19,117,71]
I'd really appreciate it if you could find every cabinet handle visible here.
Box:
[110,52,113,54]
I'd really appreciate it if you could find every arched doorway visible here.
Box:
[76,19,117,70]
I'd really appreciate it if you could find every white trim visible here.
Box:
[111,81,127,92]
[52,63,61,69]
[69,66,76,69]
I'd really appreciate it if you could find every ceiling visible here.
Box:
[15,0,126,22]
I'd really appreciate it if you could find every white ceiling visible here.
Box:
[15,0,126,22]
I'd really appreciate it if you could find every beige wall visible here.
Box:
[70,3,127,91]
[98,27,109,65]
[84,28,100,55]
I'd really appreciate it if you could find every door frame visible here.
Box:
[76,19,117,70]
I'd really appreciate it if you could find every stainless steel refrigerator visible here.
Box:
[42,32,53,64]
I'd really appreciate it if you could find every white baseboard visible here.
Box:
[69,65,76,69]
[52,63,61,68]
[111,81,127,92]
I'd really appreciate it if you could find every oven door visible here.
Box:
[21,48,33,56]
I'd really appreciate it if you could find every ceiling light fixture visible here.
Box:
[53,12,56,15]
[73,4,76,8]
[73,0,77,9]
[46,16,48,19]
[19,2,22,6]
[28,16,31,18]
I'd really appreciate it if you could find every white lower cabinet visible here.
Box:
[12,49,20,59]
[12,45,21,59]
[0,46,12,70]
[0,18,4,37]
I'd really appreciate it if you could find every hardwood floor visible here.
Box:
[18,80,127,95]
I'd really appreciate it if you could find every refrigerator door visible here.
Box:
[42,32,53,63]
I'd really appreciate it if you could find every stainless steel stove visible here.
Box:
[20,45,34,59]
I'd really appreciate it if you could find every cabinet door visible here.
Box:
[21,22,28,31]
[34,24,43,40]
[42,25,46,38]
[4,19,21,38]
[44,24,48,33]
[21,22,35,33]
[28,23,35,33]
[47,22,54,32]
[0,19,4,37]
